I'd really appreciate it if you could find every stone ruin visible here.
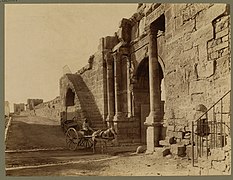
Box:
[23,97,61,120]
[13,103,25,115]
[26,99,43,110]
[58,3,231,174]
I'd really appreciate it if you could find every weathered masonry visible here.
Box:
[14,103,25,114]
[60,3,231,154]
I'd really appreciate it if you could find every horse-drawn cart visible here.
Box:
[60,111,117,152]
[65,127,94,150]
[60,111,94,151]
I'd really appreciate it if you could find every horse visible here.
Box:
[92,127,117,153]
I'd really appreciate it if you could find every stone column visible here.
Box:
[126,56,132,117]
[145,27,162,153]
[105,52,114,127]
[113,52,123,121]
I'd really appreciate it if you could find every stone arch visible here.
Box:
[135,57,149,90]
[60,74,105,129]
[133,55,165,79]
[133,56,165,144]
[158,55,165,77]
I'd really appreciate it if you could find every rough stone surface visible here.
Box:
[162,147,171,156]
[170,144,186,157]
[136,145,146,154]
[13,103,25,114]
[5,101,10,117]
[210,149,226,161]
[159,140,170,147]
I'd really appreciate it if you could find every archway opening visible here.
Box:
[134,57,165,144]
[65,88,75,107]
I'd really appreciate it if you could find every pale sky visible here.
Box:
[5,4,138,111]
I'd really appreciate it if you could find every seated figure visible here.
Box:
[82,118,94,135]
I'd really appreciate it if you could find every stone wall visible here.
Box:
[187,137,231,175]
[161,3,231,139]
[5,101,10,117]
[126,3,231,148]
[59,74,104,129]
[26,99,43,110]
[79,43,107,120]
[22,97,60,120]
[14,103,25,114]
[59,36,119,130]
[57,3,230,146]
[33,97,61,120]
[114,118,141,144]
[78,53,108,128]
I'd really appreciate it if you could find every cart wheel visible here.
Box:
[78,137,93,149]
[66,128,79,150]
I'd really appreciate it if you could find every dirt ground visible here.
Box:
[6,151,191,176]
[5,115,192,176]
[100,153,190,176]
[5,115,66,150]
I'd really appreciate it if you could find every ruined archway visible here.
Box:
[133,57,165,144]
[60,74,104,129]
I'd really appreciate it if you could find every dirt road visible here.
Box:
[6,151,191,176]
[5,115,136,176]
[5,115,193,176]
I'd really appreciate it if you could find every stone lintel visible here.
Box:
[112,43,129,55]
[112,41,127,52]
[145,4,165,27]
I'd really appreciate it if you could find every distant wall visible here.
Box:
[23,97,61,120]
[34,97,60,120]
[26,99,43,110]
[14,103,25,114]
[5,101,10,117]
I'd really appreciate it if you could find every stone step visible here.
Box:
[159,140,170,147]
[170,144,186,157]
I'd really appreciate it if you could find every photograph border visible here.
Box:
[1,0,232,180]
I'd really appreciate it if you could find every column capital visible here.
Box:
[112,51,122,62]
[104,51,113,65]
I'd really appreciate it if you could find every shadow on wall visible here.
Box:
[65,74,104,129]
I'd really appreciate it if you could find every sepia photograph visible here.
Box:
[4,1,231,176]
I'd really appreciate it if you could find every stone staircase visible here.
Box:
[66,74,105,130]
